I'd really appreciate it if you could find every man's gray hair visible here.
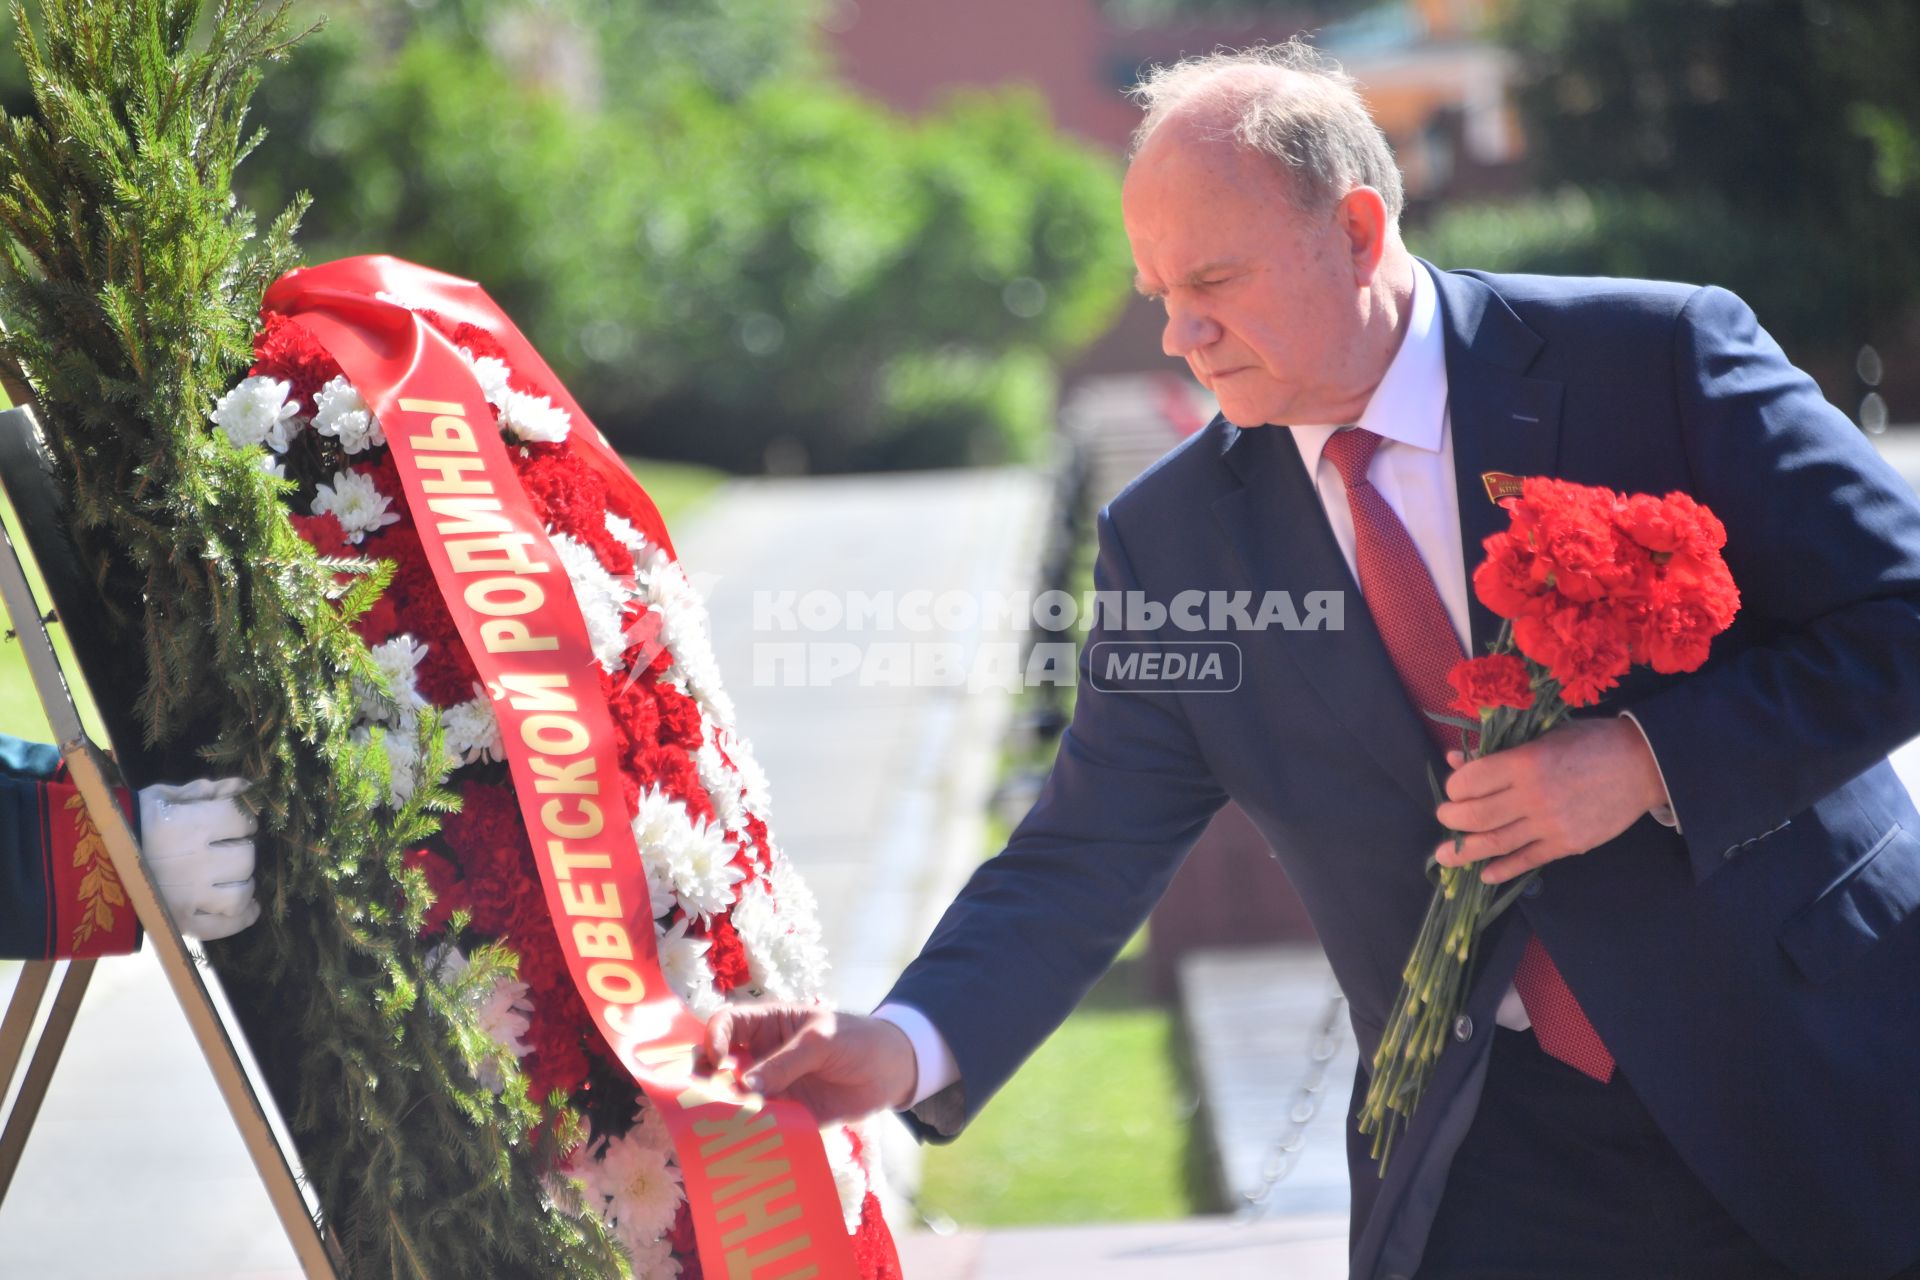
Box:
[1130,40,1405,226]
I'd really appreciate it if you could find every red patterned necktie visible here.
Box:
[1322,427,1616,1084]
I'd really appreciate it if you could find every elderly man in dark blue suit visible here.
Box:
[707,42,1920,1280]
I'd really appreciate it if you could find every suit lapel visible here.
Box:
[1428,264,1565,654]
[1206,266,1566,811]
[1212,424,1438,812]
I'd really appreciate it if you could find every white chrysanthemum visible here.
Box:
[822,1125,869,1235]
[624,1237,680,1280]
[630,788,692,923]
[640,851,678,922]
[694,739,749,833]
[718,727,773,817]
[726,878,789,1000]
[211,375,302,451]
[459,347,514,405]
[442,692,504,765]
[656,916,722,1018]
[667,818,745,922]
[476,979,533,1068]
[606,517,733,722]
[627,1103,675,1155]
[311,374,386,453]
[496,388,572,444]
[550,532,638,672]
[637,549,735,725]
[356,635,428,725]
[761,857,829,997]
[580,1126,685,1242]
[259,452,289,480]
[632,785,687,843]
[606,512,646,553]
[311,469,401,543]
[430,945,534,1092]
[378,725,416,805]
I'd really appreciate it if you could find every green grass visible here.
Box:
[0,489,105,744]
[914,934,1213,1227]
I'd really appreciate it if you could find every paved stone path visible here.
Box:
[671,469,1050,1012]
[895,1213,1349,1279]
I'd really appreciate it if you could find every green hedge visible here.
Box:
[239,24,1131,471]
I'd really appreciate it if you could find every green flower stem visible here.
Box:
[1359,629,1565,1176]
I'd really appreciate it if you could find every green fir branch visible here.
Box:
[0,1,621,1273]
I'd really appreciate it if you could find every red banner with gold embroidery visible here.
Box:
[265,269,859,1280]
[46,780,138,959]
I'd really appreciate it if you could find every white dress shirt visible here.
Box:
[878,262,1680,1105]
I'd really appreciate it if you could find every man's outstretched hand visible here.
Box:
[701,1006,917,1126]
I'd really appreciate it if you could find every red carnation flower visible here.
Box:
[1446,654,1534,718]
[1643,597,1723,674]
[619,607,668,676]
[402,847,468,936]
[416,309,557,402]
[603,667,663,750]
[1504,478,1649,604]
[1512,601,1634,707]
[1618,491,1727,559]
[523,1024,589,1107]
[290,511,353,559]
[514,444,607,536]
[251,311,344,405]
[633,748,715,824]
[852,1191,902,1279]
[444,781,539,933]
[1472,532,1550,619]
[669,1200,703,1280]
[653,684,704,750]
[703,917,750,993]
[352,591,400,647]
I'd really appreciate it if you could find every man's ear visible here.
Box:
[1335,186,1390,285]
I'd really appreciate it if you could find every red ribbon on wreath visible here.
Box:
[266,258,867,1280]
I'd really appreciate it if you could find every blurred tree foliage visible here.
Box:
[1101,0,1373,25]
[1416,0,1920,353]
[226,0,1130,472]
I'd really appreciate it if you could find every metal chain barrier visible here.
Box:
[1241,980,1348,1214]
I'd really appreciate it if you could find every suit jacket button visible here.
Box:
[1522,878,1543,899]
[1453,1015,1474,1042]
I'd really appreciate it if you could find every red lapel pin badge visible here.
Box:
[1481,471,1524,503]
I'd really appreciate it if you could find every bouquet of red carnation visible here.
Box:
[1357,478,1740,1171]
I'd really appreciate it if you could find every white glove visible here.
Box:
[138,777,261,941]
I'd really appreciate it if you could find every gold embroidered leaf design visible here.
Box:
[68,791,125,948]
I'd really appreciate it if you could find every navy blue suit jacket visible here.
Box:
[885,265,1920,1279]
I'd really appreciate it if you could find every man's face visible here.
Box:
[1123,125,1376,428]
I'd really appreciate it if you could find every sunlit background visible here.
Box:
[0,1,1915,1275]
